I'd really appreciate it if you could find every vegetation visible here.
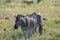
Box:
[0,0,60,40]
[5,0,12,3]
[0,18,60,40]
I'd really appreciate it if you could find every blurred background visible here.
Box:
[0,0,60,40]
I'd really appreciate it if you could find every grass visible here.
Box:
[0,0,60,40]
[0,18,60,40]
[45,18,60,40]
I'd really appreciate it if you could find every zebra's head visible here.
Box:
[14,15,25,29]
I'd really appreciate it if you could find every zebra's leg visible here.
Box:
[32,26,37,34]
[22,30,27,39]
[34,26,37,33]
[26,29,31,38]
[39,26,42,35]
[31,28,34,35]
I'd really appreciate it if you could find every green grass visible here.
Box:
[44,18,60,40]
[0,0,60,40]
[0,18,60,40]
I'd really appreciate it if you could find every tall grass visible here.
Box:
[0,18,60,40]
[0,0,60,40]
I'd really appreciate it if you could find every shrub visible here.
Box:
[5,0,12,3]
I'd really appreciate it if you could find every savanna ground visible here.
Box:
[0,0,60,40]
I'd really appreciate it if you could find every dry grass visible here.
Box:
[0,0,60,40]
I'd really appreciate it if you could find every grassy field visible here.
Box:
[0,0,60,40]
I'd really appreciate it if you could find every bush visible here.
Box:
[5,0,12,3]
